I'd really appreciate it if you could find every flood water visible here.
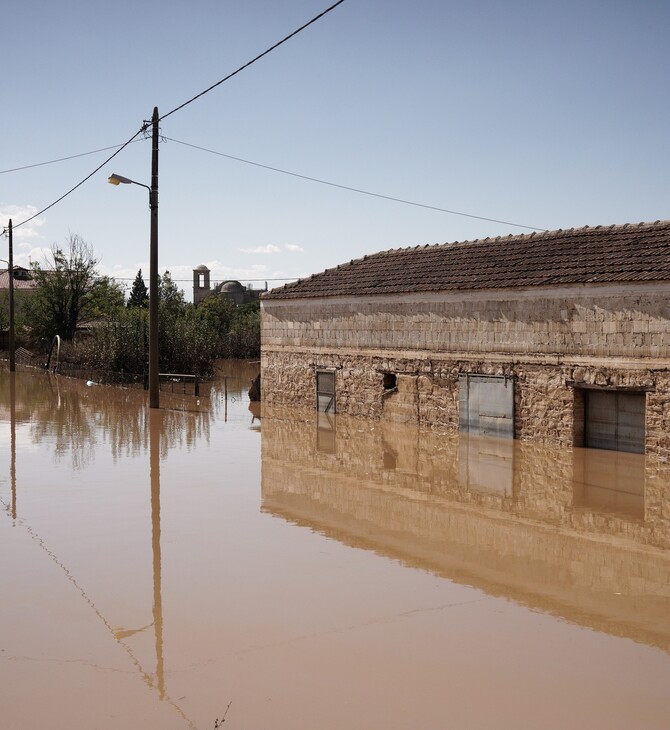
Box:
[1,362,670,729]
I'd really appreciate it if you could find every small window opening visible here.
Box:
[383,373,397,390]
[316,369,336,413]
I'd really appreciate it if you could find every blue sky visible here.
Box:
[2,0,669,299]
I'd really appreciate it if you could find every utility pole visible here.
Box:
[149,107,159,408]
[8,219,15,373]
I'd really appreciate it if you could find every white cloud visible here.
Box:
[284,244,304,252]
[12,246,52,270]
[0,204,45,244]
[238,244,281,254]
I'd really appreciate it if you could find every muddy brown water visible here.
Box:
[1,362,670,729]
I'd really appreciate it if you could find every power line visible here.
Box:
[0,140,146,175]
[4,129,146,234]
[159,0,347,123]
[4,0,347,235]
[164,136,548,232]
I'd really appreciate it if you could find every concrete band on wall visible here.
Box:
[261,283,670,359]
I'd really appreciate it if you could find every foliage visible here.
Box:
[197,294,236,333]
[73,302,218,377]
[46,272,261,379]
[0,290,30,340]
[223,300,260,358]
[127,269,148,308]
[85,275,125,318]
[23,234,124,342]
[157,303,219,375]
[0,292,7,330]
[77,306,149,375]
[158,270,185,316]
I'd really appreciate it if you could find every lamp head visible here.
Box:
[108,173,133,186]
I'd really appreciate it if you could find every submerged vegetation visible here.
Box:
[75,293,260,377]
[13,236,260,378]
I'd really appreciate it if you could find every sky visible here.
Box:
[2,0,669,300]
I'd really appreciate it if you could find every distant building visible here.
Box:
[261,219,670,460]
[0,266,37,294]
[192,265,266,307]
[0,266,37,348]
[0,266,38,317]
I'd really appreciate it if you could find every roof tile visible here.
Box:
[263,220,670,300]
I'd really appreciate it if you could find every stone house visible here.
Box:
[260,219,670,460]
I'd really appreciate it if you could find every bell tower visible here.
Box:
[193,265,211,305]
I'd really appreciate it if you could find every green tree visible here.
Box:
[197,295,236,349]
[127,269,148,308]
[0,291,8,331]
[158,270,185,317]
[86,275,125,318]
[24,234,124,341]
[225,300,260,358]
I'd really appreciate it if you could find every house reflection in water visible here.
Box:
[260,406,670,652]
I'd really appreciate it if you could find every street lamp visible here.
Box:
[108,106,160,408]
[107,173,147,189]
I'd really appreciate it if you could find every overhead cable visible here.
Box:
[164,136,547,232]
[159,0,347,123]
[5,129,146,234]
[5,0,346,234]
[0,140,146,175]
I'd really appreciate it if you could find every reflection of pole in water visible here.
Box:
[9,373,16,520]
[224,375,228,422]
[0,393,194,727]
[149,410,165,699]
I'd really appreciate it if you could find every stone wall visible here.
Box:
[261,283,670,456]
[262,282,670,358]
[260,347,670,455]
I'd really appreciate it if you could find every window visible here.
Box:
[383,372,397,390]
[458,374,514,439]
[316,369,336,413]
[583,390,645,454]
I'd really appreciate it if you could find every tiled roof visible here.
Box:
[0,268,37,291]
[263,220,670,300]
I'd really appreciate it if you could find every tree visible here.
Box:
[24,234,124,341]
[224,300,260,358]
[86,275,125,318]
[0,292,8,331]
[197,295,236,347]
[158,270,186,317]
[127,269,148,308]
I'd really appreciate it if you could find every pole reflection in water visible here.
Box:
[0,370,199,729]
[9,372,16,520]
[149,408,165,699]
[3,365,670,729]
